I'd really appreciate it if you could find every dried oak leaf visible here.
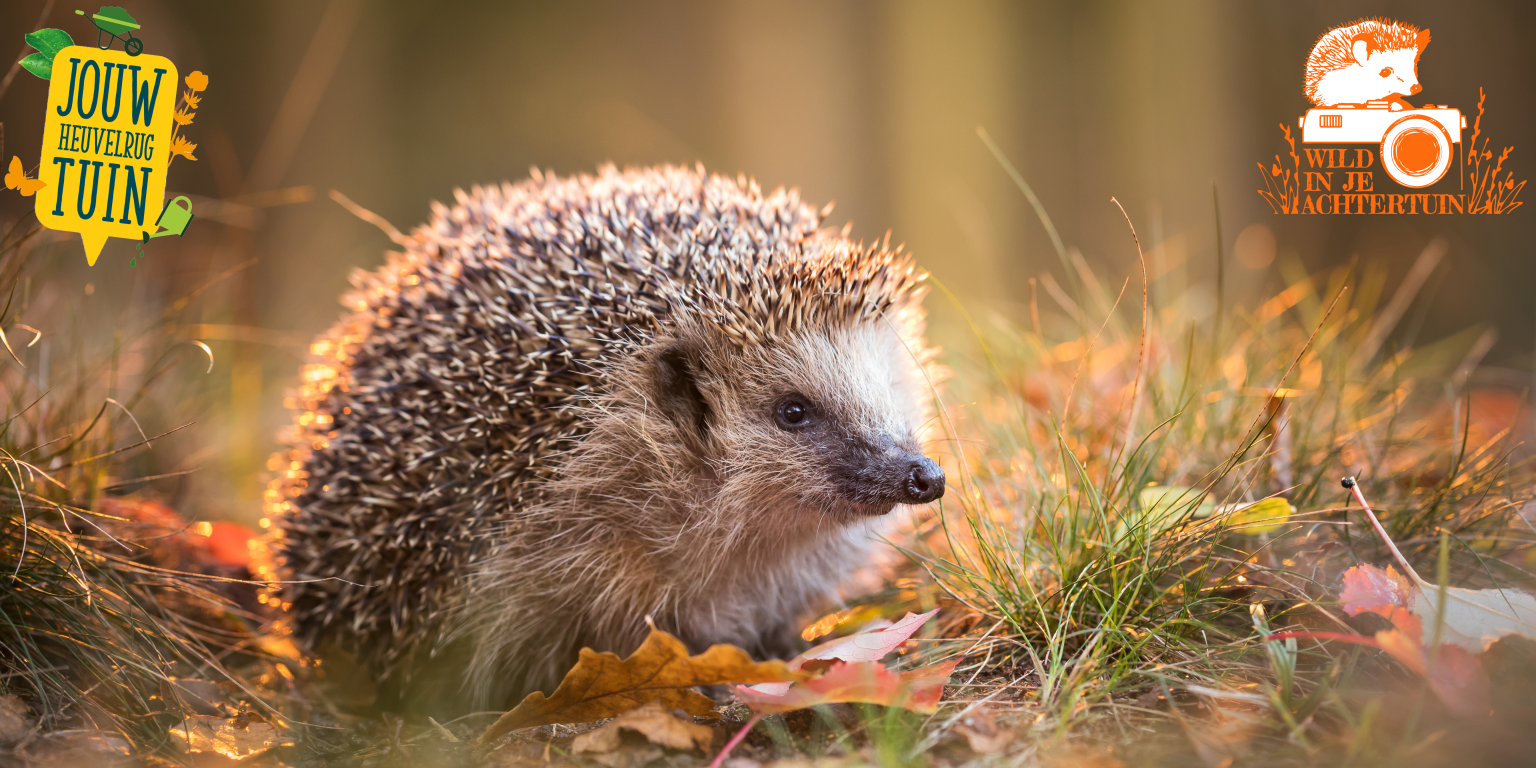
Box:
[733,658,959,715]
[479,625,805,744]
[571,701,713,755]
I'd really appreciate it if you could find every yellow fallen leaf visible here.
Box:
[479,623,805,744]
[571,701,714,755]
[258,633,303,663]
[1116,484,1215,541]
[801,604,885,642]
[168,714,286,760]
[1224,497,1294,534]
[1140,485,1214,518]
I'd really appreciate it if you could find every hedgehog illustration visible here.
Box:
[1305,18,1430,109]
[269,164,945,707]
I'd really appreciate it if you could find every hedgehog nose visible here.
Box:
[1410,84,1421,94]
[903,458,945,504]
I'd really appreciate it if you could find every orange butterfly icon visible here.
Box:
[5,157,46,196]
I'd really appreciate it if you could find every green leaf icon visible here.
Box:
[20,28,74,81]
[19,53,51,81]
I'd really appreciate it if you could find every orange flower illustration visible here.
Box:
[167,72,208,169]
[169,135,198,164]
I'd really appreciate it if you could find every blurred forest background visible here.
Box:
[0,0,1531,527]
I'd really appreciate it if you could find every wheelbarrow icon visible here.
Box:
[76,7,143,56]
[134,196,193,265]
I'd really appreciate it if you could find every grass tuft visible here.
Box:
[893,183,1534,761]
[0,225,261,755]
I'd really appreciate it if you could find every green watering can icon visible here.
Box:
[134,196,194,265]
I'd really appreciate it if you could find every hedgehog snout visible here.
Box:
[861,445,946,506]
[824,436,946,510]
[903,457,945,504]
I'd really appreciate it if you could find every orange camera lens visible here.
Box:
[1392,127,1442,176]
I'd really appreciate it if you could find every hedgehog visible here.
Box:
[268,164,945,708]
[1305,18,1430,109]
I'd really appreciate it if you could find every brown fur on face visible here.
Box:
[270,165,941,708]
[458,311,937,705]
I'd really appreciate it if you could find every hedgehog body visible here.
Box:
[271,165,942,707]
[1305,18,1430,107]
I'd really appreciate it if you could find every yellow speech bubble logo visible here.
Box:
[35,46,177,265]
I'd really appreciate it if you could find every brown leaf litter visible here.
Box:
[480,622,804,743]
[571,701,715,758]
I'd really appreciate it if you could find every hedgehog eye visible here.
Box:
[773,396,814,431]
[1379,67,1393,78]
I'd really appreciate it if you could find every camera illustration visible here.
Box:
[1300,102,1466,187]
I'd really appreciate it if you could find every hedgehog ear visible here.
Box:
[1417,29,1431,51]
[654,343,713,451]
[1351,38,1370,65]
